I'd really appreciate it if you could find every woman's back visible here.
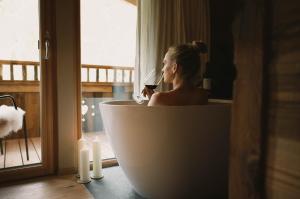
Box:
[148,87,208,106]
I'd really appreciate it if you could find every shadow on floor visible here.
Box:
[85,166,145,199]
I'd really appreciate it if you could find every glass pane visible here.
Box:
[0,0,42,169]
[80,0,136,161]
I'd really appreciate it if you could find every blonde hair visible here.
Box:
[168,41,207,82]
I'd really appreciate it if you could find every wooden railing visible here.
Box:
[0,60,134,93]
[0,60,40,81]
[0,60,134,138]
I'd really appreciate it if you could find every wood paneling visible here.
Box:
[265,0,300,198]
[229,0,300,198]
[229,0,265,198]
[0,82,40,92]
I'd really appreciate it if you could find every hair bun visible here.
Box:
[192,41,208,54]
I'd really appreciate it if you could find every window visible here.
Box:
[80,0,136,161]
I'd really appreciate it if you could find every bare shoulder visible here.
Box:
[148,92,169,106]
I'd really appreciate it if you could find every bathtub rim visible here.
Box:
[99,98,232,107]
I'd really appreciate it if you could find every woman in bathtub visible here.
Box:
[142,41,209,106]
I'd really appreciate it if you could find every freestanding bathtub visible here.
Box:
[100,100,231,198]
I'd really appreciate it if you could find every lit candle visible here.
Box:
[79,146,91,183]
[92,136,103,179]
[77,136,87,178]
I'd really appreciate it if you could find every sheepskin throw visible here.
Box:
[0,105,25,138]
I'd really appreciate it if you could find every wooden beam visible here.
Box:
[82,85,113,93]
[0,82,40,92]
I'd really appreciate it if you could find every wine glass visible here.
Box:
[132,69,163,104]
[144,69,163,90]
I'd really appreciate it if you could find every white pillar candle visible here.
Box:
[203,78,211,90]
[92,137,103,179]
[78,136,87,177]
[79,146,91,183]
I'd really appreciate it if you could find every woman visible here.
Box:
[142,41,209,106]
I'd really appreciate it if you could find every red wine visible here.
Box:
[145,85,158,89]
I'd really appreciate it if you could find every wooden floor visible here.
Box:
[0,137,41,169]
[0,132,115,169]
[0,174,93,199]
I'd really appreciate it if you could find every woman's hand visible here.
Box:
[141,86,155,99]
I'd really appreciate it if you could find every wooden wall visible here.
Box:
[265,0,300,198]
[229,0,265,198]
[229,0,300,198]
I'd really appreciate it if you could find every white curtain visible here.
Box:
[134,0,210,97]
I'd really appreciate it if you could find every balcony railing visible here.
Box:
[0,60,134,93]
[0,60,134,138]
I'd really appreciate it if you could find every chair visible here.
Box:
[0,95,29,160]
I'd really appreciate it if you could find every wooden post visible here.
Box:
[105,69,108,82]
[87,67,90,82]
[22,65,27,81]
[10,64,13,81]
[113,69,116,83]
[0,64,2,80]
[96,68,99,83]
[131,70,134,83]
[34,65,38,81]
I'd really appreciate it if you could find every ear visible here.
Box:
[172,63,178,74]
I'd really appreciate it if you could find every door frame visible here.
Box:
[0,0,58,183]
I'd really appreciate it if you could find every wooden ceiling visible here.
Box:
[124,0,137,6]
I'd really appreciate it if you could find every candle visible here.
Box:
[77,136,87,178]
[79,146,91,183]
[92,136,103,179]
[203,78,211,90]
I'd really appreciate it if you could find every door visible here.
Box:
[0,0,56,182]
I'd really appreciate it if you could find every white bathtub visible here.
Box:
[100,100,231,198]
